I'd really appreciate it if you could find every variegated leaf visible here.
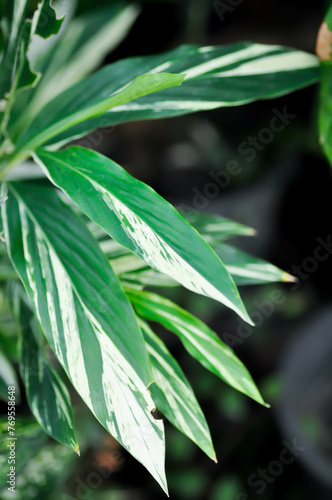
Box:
[1,182,167,492]
[35,42,320,147]
[141,319,216,461]
[35,146,252,324]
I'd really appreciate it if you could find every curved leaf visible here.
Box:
[8,3,140,139]
[141,319,216,461]
[8,282,78,452]
[127,289,268,407]
[35,146,252,324]
[1,182,167,492]
[15,71,184,153]
[37,43,320,147]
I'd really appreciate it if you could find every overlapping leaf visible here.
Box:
[127,289,267,406]
[15,71,184,153]
[26,42,320,147]
[8,282,78,452]
[318,4,332,167]
[141,319,216,460]
[0,349,19,402]
[35,146,252,324]
[1,182,167,492]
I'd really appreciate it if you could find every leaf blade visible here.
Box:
[141,319,216,461]
[127,289,268,407]
[36,43,319,147]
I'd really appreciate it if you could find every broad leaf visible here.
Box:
[15,71,184,153]
[215,243,295,285]
[0,0,29,101]
[35,146,252,324]
[36,42,320,147]
[141,319,216,461]
[8,282,78,452]
[0,350,19,402]
[1,182,167,492]
[127,289,268,407]
[318,4,332,166]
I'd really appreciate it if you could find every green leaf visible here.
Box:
[127,289,268,407]
[8,281,79,452]
[141,319,216,461]
[318,4,332,166]
[37,42,319,147]
[14,72,184,153]
[8,3,139,139]
[0,0,29,100]
[0,349,19,402]
[35,146,252,324]
[33,0,64,39]
[215,243,295,286]
[182,212,256,245]
[2,182,167,492]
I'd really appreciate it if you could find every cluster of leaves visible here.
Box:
[0,0,324,493]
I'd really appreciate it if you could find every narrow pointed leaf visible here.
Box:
[141,320,216,461]
[8,282,78,452]
[1,182,167,492]
[14,0,64,91]
[38,43,320,147]
[35,146,252,324]
[127,289,268,407]
[33,0,64,39]
[15,72,184,152]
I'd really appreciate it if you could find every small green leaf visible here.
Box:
[141,319,216,461]
[35,146,252,324]
[127,289,268,407]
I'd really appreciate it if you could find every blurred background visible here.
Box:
[1,0,332,499]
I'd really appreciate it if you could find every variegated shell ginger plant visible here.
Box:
[0,0,320,494]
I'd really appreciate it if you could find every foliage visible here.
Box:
[0,0,322,494]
